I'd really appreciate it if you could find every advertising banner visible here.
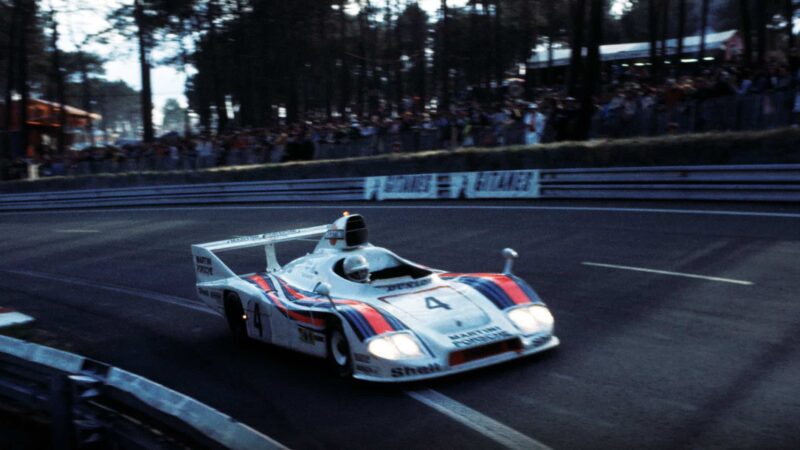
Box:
[364,174,438,200]
[449,170,540,199]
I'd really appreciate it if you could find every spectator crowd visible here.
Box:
[9,56,800,180]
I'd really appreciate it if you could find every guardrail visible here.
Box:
[0,334,286,450]
[0,177,363,210]
[538,164,800,202]
[0,164,798,211]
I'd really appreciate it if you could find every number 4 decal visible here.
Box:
[425,296,451,310]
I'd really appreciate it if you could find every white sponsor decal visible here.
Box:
[221,228,310,244]
[450,170,540,199]
[364,174,438,200]
[448,326,513,348]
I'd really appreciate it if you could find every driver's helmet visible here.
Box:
[343,255,370,283]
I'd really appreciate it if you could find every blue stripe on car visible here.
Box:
[457,277,514,309]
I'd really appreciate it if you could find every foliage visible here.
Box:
[161,98,185,132]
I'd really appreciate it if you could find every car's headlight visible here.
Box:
[367,332,425,360]
[507,304,554,335]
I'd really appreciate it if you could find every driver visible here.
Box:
[343,255,370,283]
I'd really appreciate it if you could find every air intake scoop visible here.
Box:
[317,213,369,250]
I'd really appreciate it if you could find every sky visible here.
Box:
[50,0,188,125]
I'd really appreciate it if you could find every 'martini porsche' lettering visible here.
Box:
[448,326,513,348]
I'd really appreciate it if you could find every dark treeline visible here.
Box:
[1,0,142,167]
[181,0,796,132]
[186,0,558,128]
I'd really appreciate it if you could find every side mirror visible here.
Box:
[502,248,518,275]
[314,282,338,312]
[314,282,331,297]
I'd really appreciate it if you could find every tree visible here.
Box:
[740,0,752,65]
[356,0,368,116]
[338,0,350,116]
[699,0,709,61]
[545,0,558,85]
[1,0,22,178]
[109,0,189,142]
[578,0,603,140]
[520,0,537,96]
[568,0,586,96]
[0,0,52,179]
[675,0,686,66]
[659,0,670,71]
[162,98,186,132]
[648,0,659,78]
[398,3,428,106]
[134,0,154,142]
[438,0,450,110]
[756,0,766,64]
[48,7,67,154]
[80,80,141,140]
[786,0,795,49]
[1,0,40,169]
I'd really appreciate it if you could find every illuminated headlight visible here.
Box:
[507,304,554,335]
[367,332,425,360]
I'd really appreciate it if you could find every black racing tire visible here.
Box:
[224,292,248,341]
[326,322,353,378]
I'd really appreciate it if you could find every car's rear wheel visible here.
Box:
[326,323,353,378]
[224,292,248,340]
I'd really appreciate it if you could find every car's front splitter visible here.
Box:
[353,335,560,383]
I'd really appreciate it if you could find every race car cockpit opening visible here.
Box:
[333,249,431,282]
[369,262,431,280]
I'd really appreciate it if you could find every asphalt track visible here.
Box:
[1,200,799,449]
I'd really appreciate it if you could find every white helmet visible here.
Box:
[343,255,370,283]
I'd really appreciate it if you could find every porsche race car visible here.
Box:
[191,214,558,382]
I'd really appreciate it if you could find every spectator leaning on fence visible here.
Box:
[523,103,546,145]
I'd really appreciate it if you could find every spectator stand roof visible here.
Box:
[0,98,102,131]
[528,30,740,69]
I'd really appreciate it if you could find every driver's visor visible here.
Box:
[351,268,369,282]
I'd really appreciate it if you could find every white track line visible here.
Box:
[0,269,217,315]
[2,204,800,219]
[53,229,100,233]
[407,389,551,450]
[582,262,754,285]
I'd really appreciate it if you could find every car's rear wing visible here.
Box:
[191,225,328,283]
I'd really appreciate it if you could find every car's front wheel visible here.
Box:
[326,323,353,378]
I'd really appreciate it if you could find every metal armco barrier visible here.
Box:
[0,334,286,450]
[1,164,799,211]
[539,164,800,202]
[0,177,364,210]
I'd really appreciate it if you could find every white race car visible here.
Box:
[191,214,559,382]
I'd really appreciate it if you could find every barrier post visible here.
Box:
[50,373,76,450]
